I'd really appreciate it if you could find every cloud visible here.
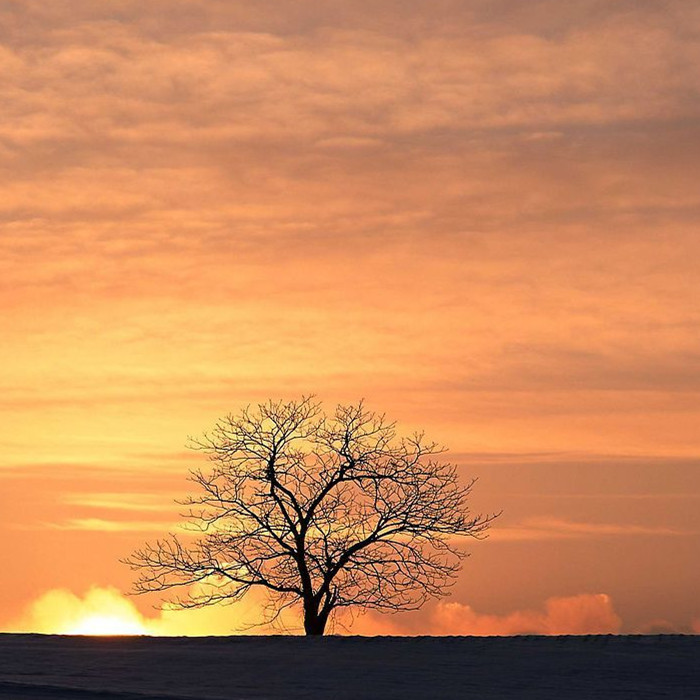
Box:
[44,518,182,533]
[430,594,622,635]
[2,2,698,242]
[62,492,177,512]
[4,1,698,150]
[351,593,623,636]
[489,517,689,542]
[1,0,698,438]
[636,619,683,635]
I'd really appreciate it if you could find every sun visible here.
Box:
[64,613,149,636]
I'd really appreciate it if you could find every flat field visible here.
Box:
[0,634,697,699]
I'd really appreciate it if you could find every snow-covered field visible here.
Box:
[0,634,697,699]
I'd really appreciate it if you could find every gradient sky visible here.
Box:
[1,0,699,635]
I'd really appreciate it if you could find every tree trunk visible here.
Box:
[303,606,328,636]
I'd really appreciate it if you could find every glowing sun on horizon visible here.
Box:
[64,613,149,636]
[17,587,156,637]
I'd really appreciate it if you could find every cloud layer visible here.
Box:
[430,594,622,636]
[16,585,699,637]
[8,586,624,637]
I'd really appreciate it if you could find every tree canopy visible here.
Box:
[126,398,496,635]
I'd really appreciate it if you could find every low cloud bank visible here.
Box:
[431,594,622,636]
[351,593,623,636]
[11,586,697,637]
[5,586,643,637]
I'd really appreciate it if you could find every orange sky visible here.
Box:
[1,0,699,636]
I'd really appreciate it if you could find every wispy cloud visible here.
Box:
[62,492,178,513]
[44,518,181,533]
[490,517,690,542]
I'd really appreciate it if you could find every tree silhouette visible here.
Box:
[125,398,497,635]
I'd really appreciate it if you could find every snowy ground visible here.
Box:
[0,634,697,699]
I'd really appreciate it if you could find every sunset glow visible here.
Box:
[64,615,149,637]
[1,0,698,637]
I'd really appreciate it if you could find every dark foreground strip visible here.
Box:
[0,681,234,700]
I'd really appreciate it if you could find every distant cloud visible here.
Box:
[346,593,623,636]
[490,517,690,542]
[431,594,622,636]
[636,618,684,635]
[45,518,181,533]
[62,492,177,513]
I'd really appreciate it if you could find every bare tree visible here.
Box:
[125,398,497,635]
